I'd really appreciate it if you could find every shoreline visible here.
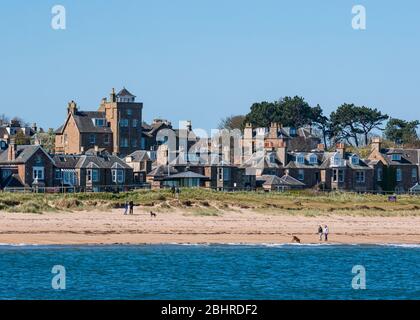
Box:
[1,208,419,245]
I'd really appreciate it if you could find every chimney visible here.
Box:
[67,100,78,115]
[276,140,287,165]
[110,88,116,103]
[371,137,382,153]
[186,120,192,131]
[317,143,325,152]
[80,146,85,154]
[31,123,37,133]
[8,139,16,161]
[336,143,346,156]
[269,122,278,138]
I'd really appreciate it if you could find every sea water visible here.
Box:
[0,244,418,300]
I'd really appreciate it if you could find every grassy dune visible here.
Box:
[0,189,419,216]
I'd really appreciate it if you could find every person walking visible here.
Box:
[129,200,134,215]
[324,225,329,241]
[123,200,129,215]
[318,225,323,241]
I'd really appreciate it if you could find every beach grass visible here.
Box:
[0,188,419,215]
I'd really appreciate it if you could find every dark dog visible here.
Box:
[291,236,301,243]
[150,211,157,218]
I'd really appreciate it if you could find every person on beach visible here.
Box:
[324,225,329,241]
[123,201,129,215]
[171,185,176,197]
[129,200,134,215]
[318,225,323,241]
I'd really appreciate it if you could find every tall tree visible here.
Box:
[311,104,331,147]
[218,115,246,130]
[330,104,388,146]
[384,118,419,145]
[244,96,319,128]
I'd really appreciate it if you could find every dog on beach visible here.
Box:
[150,211,157,218]
[291,236,301,243]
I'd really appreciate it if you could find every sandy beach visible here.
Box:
[0,208,419,245]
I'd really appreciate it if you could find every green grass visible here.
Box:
[0,188,419,215]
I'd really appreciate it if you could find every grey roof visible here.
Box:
[53,153,130,170]
[0,145,50,164]
[117,88,135,97]
[163,171,209,180]
[382,148,420,165]
[258,174,305,187]
[1,173,25,188]
[147,165,178,178]
[126,150,150,162]
[56,111,112,134]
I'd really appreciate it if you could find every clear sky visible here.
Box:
[0,0,419,131]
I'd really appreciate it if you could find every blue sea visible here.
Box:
[0,244,419,300]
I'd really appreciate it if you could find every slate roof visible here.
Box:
[0,145,50,164]
[117,88,135,97]
[258,174,305,187]
[163,171,209,180]
[126,150,150,162]
[381,148,420,166]
[53,153,131,170]
[147,165,178,178]
[1,173,25,188]
[56,111,112,134]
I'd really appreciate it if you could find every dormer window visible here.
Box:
[332,153,342,166]
[391,154,402,161]
[93,118,106,127]
[290,128,297,136]
[351,155,359,165]
[296,154,305,164]
[309,154,317,164]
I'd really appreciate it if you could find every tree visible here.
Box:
[384,118,419,145]
[311,104,331,147]
[218,115,246,130]
[34,128,56,153]
[14,130,30,145]
[244,96,320,128]
[330,104,388,147]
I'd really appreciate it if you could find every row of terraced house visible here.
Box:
[0,88,419,193]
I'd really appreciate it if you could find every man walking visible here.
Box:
[318,225,323,241]
[129,200,134,215]
[324,225,329,241]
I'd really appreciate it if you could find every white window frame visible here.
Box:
[33,166,44,180]
[309,155,317,164]
[112,169,124,183]
[296,154,305,164]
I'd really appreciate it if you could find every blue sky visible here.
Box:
[0,0,419,131]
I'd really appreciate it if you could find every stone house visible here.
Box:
[0,142,55,190]
[368,138,419,193]
[53,149,133,192]
[55,88,143,156]
[125,150,153,184]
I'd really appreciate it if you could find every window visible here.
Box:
[351,155,359,165]
[332,153,342,166]
[120,119,129,127]
[338,170,344,182]
[309,154,317,164]
[132,119,138,127]
[120,138,128,147]
[112,169,124,183]
[355,171,365,183]
[55,169,62,180]
[391,154,402,161]
[223,168,231,181]
[104,134,110,145]
[140,137,146,149]
[2,169,12,179]
[290,128,297,136]
[396,168,402,182]
[377,168,383,182]
[296,154,305,164]
[89,134,96,144]
[94,119,105,127]
[298,169,304,181]
[412,168,417,180]
[87,169,99,182]
[131,138,137,147]
[127,109,132,116]
[33,166,44,180]
[269,153,276,164]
